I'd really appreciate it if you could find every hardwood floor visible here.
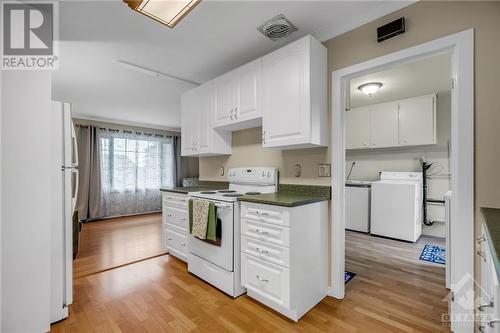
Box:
[73,213,166,278]
[53,230,449,332]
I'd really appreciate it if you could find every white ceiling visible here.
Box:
[52,0,413,130]
[350,52,452,108]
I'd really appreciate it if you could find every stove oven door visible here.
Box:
[188,201,234,271]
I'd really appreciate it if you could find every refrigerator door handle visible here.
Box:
[72,168,79,212]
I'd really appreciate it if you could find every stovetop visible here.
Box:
[189,189,264,202]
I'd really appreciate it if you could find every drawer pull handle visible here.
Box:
[488,319,500,327]
[477,235,486,244]
[167,214,173,217]
[256,275,269,283]
[477,250,485,258]
[167,238,172,241]
[478,300,494,311]
[256,247,269,254]
[255,229,269,235]
[256,211,269,216]
[181,243,186,247]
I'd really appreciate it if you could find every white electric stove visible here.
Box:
[187,167,278,298]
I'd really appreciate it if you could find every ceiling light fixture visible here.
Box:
[358,82,383,96]
[123,0,200,28]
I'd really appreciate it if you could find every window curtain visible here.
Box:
[98,128,175,217]
[75,125,105,220]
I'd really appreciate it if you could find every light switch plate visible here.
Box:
[293,164,301,177]
[318,164,331,177]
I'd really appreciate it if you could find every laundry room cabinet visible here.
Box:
[346,94,436,150]
[262,35,328,149]
[181,82,231,157]
[212,58,262,131]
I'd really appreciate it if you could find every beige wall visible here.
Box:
[200,1,500,217]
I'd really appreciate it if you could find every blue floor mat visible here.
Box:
[419,244,445,265]
[345,271,356,284]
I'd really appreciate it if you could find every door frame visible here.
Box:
[330,29,474,329]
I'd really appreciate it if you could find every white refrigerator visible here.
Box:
[50,101,78,323]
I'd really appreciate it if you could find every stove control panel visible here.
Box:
[227,167,278,185]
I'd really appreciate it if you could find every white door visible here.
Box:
[345,106,370,149]
[262,41,309,147]
[236,58,262,122]
[213,71,236,127]
[181,90,197,156]
[196,83,212,154]
[398,95,436,146]
[370,102,399,148]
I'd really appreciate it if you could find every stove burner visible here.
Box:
[200,191,217,194]
[218,190,236,193]
[222,193,243,197]
[244,192,261,195]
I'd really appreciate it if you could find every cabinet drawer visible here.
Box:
[241,218,290,247]
[241,202,290,227]
[162,192,189,208]
[241,236,290,268]
[241,253,290,308]
[163,205,188,232]
[165,227,188,261]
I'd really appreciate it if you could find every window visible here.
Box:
[98,129,174,217]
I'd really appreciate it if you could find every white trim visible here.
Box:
[331,29,474,332]
[71,113,181,133]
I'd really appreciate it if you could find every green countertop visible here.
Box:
[160,181,228,194]
[238,184,331,207]
[481,208,500,278]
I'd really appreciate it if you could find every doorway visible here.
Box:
[331,30,474,332]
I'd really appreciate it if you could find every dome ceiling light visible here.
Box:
[358,82,383,97]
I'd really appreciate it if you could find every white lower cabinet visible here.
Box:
[240,201,328,321]
[478,223,500,333]
[162,191,189,262]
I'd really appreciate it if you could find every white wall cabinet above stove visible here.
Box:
[262,35,328,149]
[212,58,262,131]
[240,201,328,321]
[181,82,231,157]
[346,94,436,150]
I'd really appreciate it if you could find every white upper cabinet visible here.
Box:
[345,94,437,150]
[345,106,370,149]
[262,35,327,149]
[213,58,262,131]
[181,82,231,157]
[370,102,399,148]
[398,94,436,146]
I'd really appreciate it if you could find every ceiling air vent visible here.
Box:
[258,14,298,41]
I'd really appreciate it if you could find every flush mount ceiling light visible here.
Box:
[123,0,200,28]
[358,82,383,96]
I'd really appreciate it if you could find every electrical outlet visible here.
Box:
[219,166,224,176]
[318,164,331,177]
[293,164,301,177]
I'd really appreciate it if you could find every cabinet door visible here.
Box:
[236,58,262,122]
[196,83,212,154]
[398,95,436,146]
[262,41,309,147]
[180,90,196,156]
[369,102,399,148]
[345,106,370,149]
[213,71,235,127]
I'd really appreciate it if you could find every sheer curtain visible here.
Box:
[98,129,175,217]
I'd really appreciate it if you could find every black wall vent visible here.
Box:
[377,17,405,42]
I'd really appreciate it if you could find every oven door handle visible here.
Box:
[215,203,232,209]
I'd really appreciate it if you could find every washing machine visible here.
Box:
[370,172,423,242]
